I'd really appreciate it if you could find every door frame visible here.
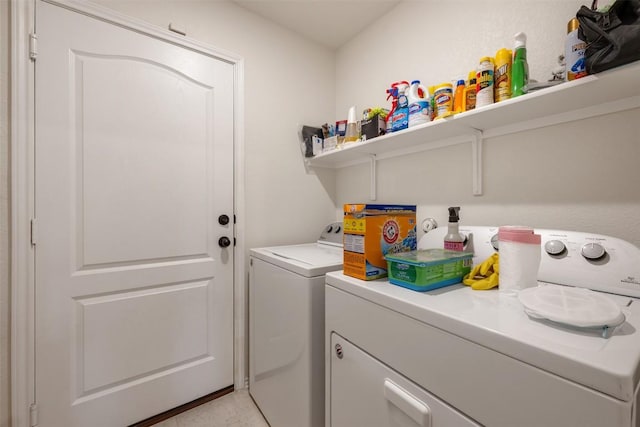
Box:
[10,1,246,425]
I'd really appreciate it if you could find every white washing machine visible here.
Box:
[249,222,343,427]
[326,226,640,427]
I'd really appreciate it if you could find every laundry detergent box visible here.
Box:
[343,204,417,280]
[385,249,473,292]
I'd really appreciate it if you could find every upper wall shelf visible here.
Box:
[307,60,640,170]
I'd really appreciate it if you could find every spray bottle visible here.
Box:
[511,32,529,97]
[385,84,399,133]
[444,207,465,252]
[391,81,410,132]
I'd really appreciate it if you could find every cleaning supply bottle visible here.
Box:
[565,18,587,81]
[476,57,495,108]
[434,82,454,118]
[453,79,466,113]
[494,47,512,102]
[407,80,430,127]
[428,86,437,121]
[344,106,359,143]
[391,81,410,132]
[385,84,399,133]
[444,207,465,252]
[464,71,476,111]
[511,32,529,97]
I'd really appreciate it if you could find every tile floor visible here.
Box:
[153,389,269,427]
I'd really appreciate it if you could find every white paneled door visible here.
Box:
[34,2,234,426]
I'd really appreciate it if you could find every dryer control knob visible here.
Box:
[490,234,500,251]
[581,242,606,260]
[545,240,566,255]
[326,225,333,233]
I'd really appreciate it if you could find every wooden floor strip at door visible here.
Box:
[129,385,235,427]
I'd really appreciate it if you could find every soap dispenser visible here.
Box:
[444,207,465,251]
[344,106,359,143]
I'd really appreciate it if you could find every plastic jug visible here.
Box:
[407,80,430,127]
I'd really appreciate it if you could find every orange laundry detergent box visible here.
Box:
[343,204,417,280]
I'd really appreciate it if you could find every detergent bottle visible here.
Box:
[565,18,587,81]
[407,80,430,127]
[476,57,495,108]
[511,32,529,97]
[453,79,466,113]
[391,81,410,132]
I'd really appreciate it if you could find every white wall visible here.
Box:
[1,1,11,425]
[334,0,640,246]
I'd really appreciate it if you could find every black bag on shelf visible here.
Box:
[576,0,640,73]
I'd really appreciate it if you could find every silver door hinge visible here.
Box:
[30,218,37,245]
[29,33,37,61]
[30,404,38,426]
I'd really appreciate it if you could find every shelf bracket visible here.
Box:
[370,154,377,201]
[471,129,483,196]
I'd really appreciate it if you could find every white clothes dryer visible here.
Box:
[326,226,640,427]
[249,223,343,427]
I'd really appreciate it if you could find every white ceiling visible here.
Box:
[231,0,401,49]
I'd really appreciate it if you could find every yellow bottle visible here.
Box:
[494,48,512,102]
[453,80,465,113]
[464,71,477,111]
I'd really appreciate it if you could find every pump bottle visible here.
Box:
[444,207,465,252]
[344,106,359,143]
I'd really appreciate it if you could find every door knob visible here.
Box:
[218,237,231,248]
[218,214,230,225]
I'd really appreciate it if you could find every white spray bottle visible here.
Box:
[444,206,465,252]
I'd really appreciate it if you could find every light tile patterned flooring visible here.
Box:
[153,389,269,427]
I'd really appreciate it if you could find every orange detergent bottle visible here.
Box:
[453,79,466,113]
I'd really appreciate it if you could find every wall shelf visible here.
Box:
[305,61,640,198]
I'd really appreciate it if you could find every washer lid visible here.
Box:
[518,285,626,329]
[269,244,342,267]
[250,243,343,277]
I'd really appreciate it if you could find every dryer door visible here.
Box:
[329,333,479,427]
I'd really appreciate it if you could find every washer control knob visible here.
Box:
[545,240,566,256]
[334,225,341,233]
[326,225,333,233]
[490,234,499,251]
[581,242,606,260]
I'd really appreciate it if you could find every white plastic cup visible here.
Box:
[498,226,541,295]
